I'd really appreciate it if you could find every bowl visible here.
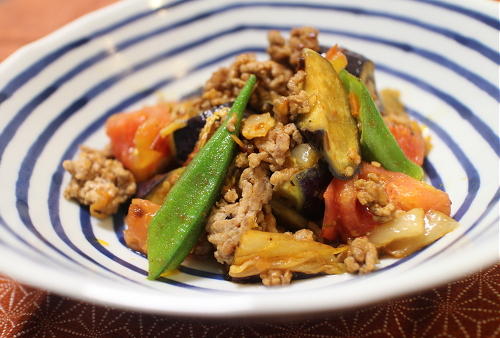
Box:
[0,0,498,317]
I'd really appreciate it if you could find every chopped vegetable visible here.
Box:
[270,198,311,230]
[325,44,347,72]
[322,176,379,241]
[385,210,458,257]
[291,143,321,170]
[367,208,425,248]
[341,48,383,112]
[106,103,172,181]
[299,48,361,179]
[339,70,424,180]
[124,198,161,254]
[229,230,347,278]
[241,113,276,139]
[360,163,451,215]
[171,105,225,163]
[322,163,451,241]
[387,121,426,166]
[147,75,257,280]
[275,161,331,218]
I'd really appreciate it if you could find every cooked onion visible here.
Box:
[229,230,347,278]
[367,208,425,248]
[291,143,320,169]
[384,210,459,257]
[241,113,276,139]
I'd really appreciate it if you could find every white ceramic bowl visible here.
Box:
[0,0,498,317]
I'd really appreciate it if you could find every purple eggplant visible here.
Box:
[172,105,222,163]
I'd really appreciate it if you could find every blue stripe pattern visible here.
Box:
[0,1,497,107]
[1,23,497,168]
[0,0,498,294]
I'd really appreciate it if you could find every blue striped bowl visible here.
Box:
[0,0,497,316]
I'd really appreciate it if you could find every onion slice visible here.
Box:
[368,208,425,248]
[229,230,347,278]
[385,210,459,257]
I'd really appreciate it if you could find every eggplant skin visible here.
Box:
[275,160,332,219]
[320,45,383,112]
[173,108,213,163]
[299,48,361,179]
[295,161,332,217]
[136,173,168,199]
[342,48,383,112]
[173,104,230,163]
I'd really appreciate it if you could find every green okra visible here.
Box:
[147,75,257,280]
[339,70,424,180]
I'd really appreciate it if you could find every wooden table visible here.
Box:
[0,1,499,336]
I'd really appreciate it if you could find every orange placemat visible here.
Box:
[1,264,499,337]
[0,0,116,61]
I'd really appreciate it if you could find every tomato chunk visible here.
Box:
[322,178,378,241]
[322,163,451,241]
[124,198,160,254]
[106,103,172,182]
[387,122,426,166]
[360,163,451,215]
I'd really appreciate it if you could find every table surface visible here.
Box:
[0,0,499,337]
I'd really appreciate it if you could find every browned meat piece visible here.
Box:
[267,27,320,70]
[250,122,302,172]
[273,70,310,123]
[269,167,298,187]
[63,146,136,218]
[200,53,292,113]
[354,172,397,223]
[260,269,292,286]
[343,237,378,274]
[206,165,273,264]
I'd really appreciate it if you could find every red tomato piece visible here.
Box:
[360,163,451,215]
[322,178,378,241]
[387,122,426,166]
[322,163,452,241]
[124,198,161,254]
[106,103,172,181]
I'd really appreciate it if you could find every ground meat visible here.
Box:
[273,71,310,123]
[252,122,302,172]
[200,53,292,113]
[267,27,320,70]
[343,237,378,274]
[206,165,273,264]
[269,167,298,187]
[354,173,396,223]
[63,146,136,218]
[235,152,249,168]
[260,269,292,286]
[293,228,315,241]
[224,189,239,203]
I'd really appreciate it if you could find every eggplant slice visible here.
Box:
[299,48,361,179]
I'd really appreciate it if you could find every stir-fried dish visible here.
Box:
[63,27,459,286]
